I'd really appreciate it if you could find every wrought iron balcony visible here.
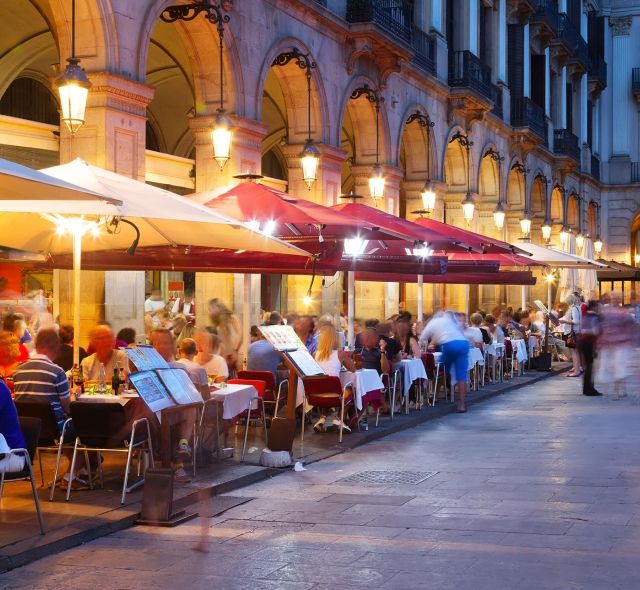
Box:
[449,50,494,103]
[632,162,640,183]
[553,129,580,162]
[511,96,545,139]
[346,0,413,44]
[411,26,436,75]
[557,14,588,70]
[530,0,559,37]
[588,54,607,92]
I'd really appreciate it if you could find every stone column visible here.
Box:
[544,48,551,117]
[560,66,568,129]
[57,74,154,345]
[468,0,479,56]
[431,0,444,33]
[610,17,632,156]
[498,0,507,82]
[523,24,531,98]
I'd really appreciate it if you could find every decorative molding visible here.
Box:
[609,16,632,36]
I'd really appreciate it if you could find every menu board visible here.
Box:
[157,368,203,405]
[129,371,175,413]
[259,324,305,351]
[284,348,325,377]
[123,346,170,372]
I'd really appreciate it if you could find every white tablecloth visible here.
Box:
[433,348,483,372]
[209,383,257,419]
[75,393,130,406]
[511,339,528,362]
[340,369,384,411]
[400,358,427,395]
[485,342,505,358]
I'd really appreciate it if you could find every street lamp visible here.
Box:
[519,211,532,239]
[576,232,585,251]
[559,226,570,248]
[450,131,474,225]
[541,220,552,244]
[343,237,368,257]
[56,0,92,134]
[406,111,436,216]
[461,192,475,225]
[593,236,603,256]
[161,2,232,170]
[273,49,319,188]
[493,201,506,230]
[351,85,385,204]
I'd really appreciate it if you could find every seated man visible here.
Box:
[150,328,197,483]
[81,324,129,383]
[247,327,281,379]
[0,378,26,473]
[176,338,209,399]
[13,328,90,489]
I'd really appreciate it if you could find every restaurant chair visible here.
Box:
[65,402,153,504]
[380,369,401,420]
[504,339,517,379]
[301,376,353,443]
[14,399,76,499]
[422,353,447,405]
[197,398,223,463]
[237,370,288,418]
[227,378,268,462]
[0,416,45,535]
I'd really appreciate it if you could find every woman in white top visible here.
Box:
[558,294,582,377]
[312,325,355,432]
[194,330,228,382]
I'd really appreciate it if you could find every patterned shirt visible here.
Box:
[14,354,70,433]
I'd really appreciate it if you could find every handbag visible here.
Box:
[566,330,577,348]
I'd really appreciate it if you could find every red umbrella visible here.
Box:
[356,270,537,285]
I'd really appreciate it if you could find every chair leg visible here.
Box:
[49,440,64,502]
[375,407,380,427]
[261,401,268,447]
[84,449,94,490]
[65,438,80,502]
[339,398,345,444]
[36,449,45,487]
[27,461,45,535]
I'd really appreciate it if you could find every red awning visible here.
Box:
[355,270,537,285]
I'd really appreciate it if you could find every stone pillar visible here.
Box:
[431,0,444,33]
[610,17,632,156]
[560,66,568,129]
[468,0,479,56]
[57,73,154,346]
[523,25,531,98]
[544,48,551,117]
[498,0,507,82]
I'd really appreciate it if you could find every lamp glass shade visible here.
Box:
[300,139,320,189]
[420,182,436,212]
[541,223,552,242]
[212,111,233,170]
[593,237,603,255]
[559,229,569,247]
[56,58,91,134]
[461,193,475,224]
[493,202,505,230]
[368,164,385,201]
[576,233,585,250]
[344,237,368,257]
[519,215,532,237]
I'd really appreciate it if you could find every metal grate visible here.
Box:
[338,470,437,486]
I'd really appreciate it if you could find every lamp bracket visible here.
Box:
[406,111,434,128]
[511,161,529,175]
[350,84,383,108]
[272,48,316,77]
[449,131,472,150]
[484,147,504,162]
[160,1,229,35]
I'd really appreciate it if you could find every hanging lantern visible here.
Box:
[369,163,385,202]
[519,212,532,238]
[593,236,603,256]
[211,110,233,170]
[461,192,475,225]
[56,58,92,134]
[493,201,506,230]
[576,233,585,251]
[300,139,320,189]
[420,181,437,214]
[541,221,552,243]
[559,226,570,248]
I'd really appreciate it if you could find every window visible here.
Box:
[0,77,58,125]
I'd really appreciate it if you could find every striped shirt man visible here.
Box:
[14,354,70,433]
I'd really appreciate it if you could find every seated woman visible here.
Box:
[194,330,228,382]
[0,332,21,388]
[394,313,421,358]
[464,313,486,347]
[311,325,355,433]
[0,378,26,473]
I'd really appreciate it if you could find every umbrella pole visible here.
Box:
[242,274,251,369]
[464,284,469,322]
[347,271,355,348]
[521,285,526,310]
[547,280,552,312]
[417,275,424,324]
[72,230,82,367]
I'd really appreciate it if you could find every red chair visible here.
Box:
[237,370,288,417]
[504,339,516,379]
[227,378,268,462]
[301,376,352,443]
[422,352,447,405]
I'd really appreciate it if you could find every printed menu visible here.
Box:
[128,371,175,413]
[123,346,170,372]
[258,325,305,351]
[157,368,203,404]
[284,348,325,378]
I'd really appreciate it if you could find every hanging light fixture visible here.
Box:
[593,236,603,256]
[450,131,474,225]
[56,0,92,134]
[406,111,437,216]
[344,237,368,257]
[273,49,319,188]
[576,232,585,251]
[493,201,506,230]
[519,211,532,239]
[161,3,233,170]
[559,226,570,248]
[541,219,552,244]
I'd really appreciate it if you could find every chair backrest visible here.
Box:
[69,402,130,448]
[301,376,343,408]
[421,352,436,377]
[237,370,275,390]
[227,378,266,398]
[504,338,513,357]
[18,416,41,463]
[14,399,61,444]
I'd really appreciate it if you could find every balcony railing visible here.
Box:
[632,68,640,92]
[588,54,607,90]
[449,50,494,103]
[346,0,413,44]
[511,96,545,139]
[557,13,588,68]
[632,162,640,183]
[411,26,436,75]
[591,154,600,181]
[531,0,559,36]
[553,129,580,162]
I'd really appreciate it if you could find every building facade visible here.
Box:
[0,0,637,336]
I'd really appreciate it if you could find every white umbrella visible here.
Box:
[559,234,580,301]
[513,241,606,268]
[0,159,308,365]
[579,238,598,301]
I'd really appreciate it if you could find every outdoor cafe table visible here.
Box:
[400,358,428,413]
[511,338,528,363]
[209,383,258,420]
[339,368,384,411]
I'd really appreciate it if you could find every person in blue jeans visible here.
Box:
[420,311,470,412]
[0,378,27,472]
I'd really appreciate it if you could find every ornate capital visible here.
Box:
[609,16,632,37]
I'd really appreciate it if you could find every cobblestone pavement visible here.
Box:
[2,374,640,590]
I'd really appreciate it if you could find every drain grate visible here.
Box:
[338,470,438,486]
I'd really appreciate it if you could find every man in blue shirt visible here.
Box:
[247,329,281,378]
[0,378,26,472]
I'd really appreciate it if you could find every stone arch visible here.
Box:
[550,186,564,223]
[587,201,598,236]
[255,37,329,145]
[630,211,640,265]
[530,175,546,216]
[442,125,469,191]
[397,104,436,180]
[477,143,501,205]
[567,192,579,229]
[505,163,525,209]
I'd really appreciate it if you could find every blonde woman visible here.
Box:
[194,330,228,382]
[208,298,241,373]
[559,294,582,376]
